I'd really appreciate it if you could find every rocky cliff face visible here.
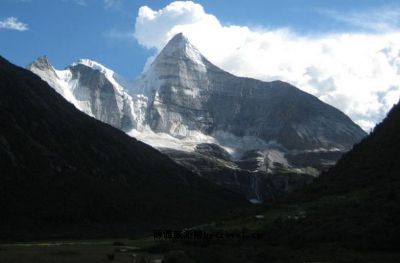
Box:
[160,144,317,201]
[136,33,366,151]
[28,57,146,131]
[28,33,367,201]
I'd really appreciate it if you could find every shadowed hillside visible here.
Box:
[274,100,400,251]
[161,101,400,262]
[0,56,248,241]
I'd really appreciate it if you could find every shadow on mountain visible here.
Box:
[164,101,400,262]
[0,56,248,241]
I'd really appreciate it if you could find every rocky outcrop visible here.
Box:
[161,143,318,201]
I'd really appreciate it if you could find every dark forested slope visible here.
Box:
[0,56,247,240]
[162,101,400,263]
[268,100,400,252]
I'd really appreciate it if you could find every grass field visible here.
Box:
[0,238,163,263]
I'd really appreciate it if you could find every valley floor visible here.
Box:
[0,238,162,263]
[2,235,400,263]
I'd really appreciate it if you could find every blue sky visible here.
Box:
[0,0,396,77]
[1,0,400,130]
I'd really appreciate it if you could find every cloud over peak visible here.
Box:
[134,1,400,131]
[135,1,214,49]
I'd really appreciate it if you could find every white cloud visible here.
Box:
[104,29,134,40]
[65,0,87,6]
[320,5,400,32]
[104,0,122,10]
[134,1,400,131]
[0,17,28,31]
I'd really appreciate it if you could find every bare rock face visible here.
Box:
[27,33,367,202]
[28,57,146,131]
[137,33,366,150]
[161,144,315,201]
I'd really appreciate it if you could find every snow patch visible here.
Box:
[249,198,262,204]
[72,59,126,95]
[128,126,215,152]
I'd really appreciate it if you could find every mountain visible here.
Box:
[156,101,400,263]
[0,56,247,240]
[306,101,400,195]
[28,33,367,202]
[28,56,147,132]
[137,33,365,150]
[264,100,400,252]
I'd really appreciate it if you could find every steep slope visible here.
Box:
[136,33,366,151]
[161,102,400,263]
[307,101,400,194]
[267,100,400,251]
[0,56,247,240]
[132,33,367,200]
[27,33,366,202]
[28,56,147,131]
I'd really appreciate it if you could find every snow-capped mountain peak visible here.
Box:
[152,32,207,70]
[135,33,366,151]
[28,57,147,131]
[159,33,193,55]
[27,35,367,201]
[28,55,54,71]
[72,59,114,76]
[69,58,127,95]
[28,56,68,96]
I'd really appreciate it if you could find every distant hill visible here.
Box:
[0,56,247,241]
